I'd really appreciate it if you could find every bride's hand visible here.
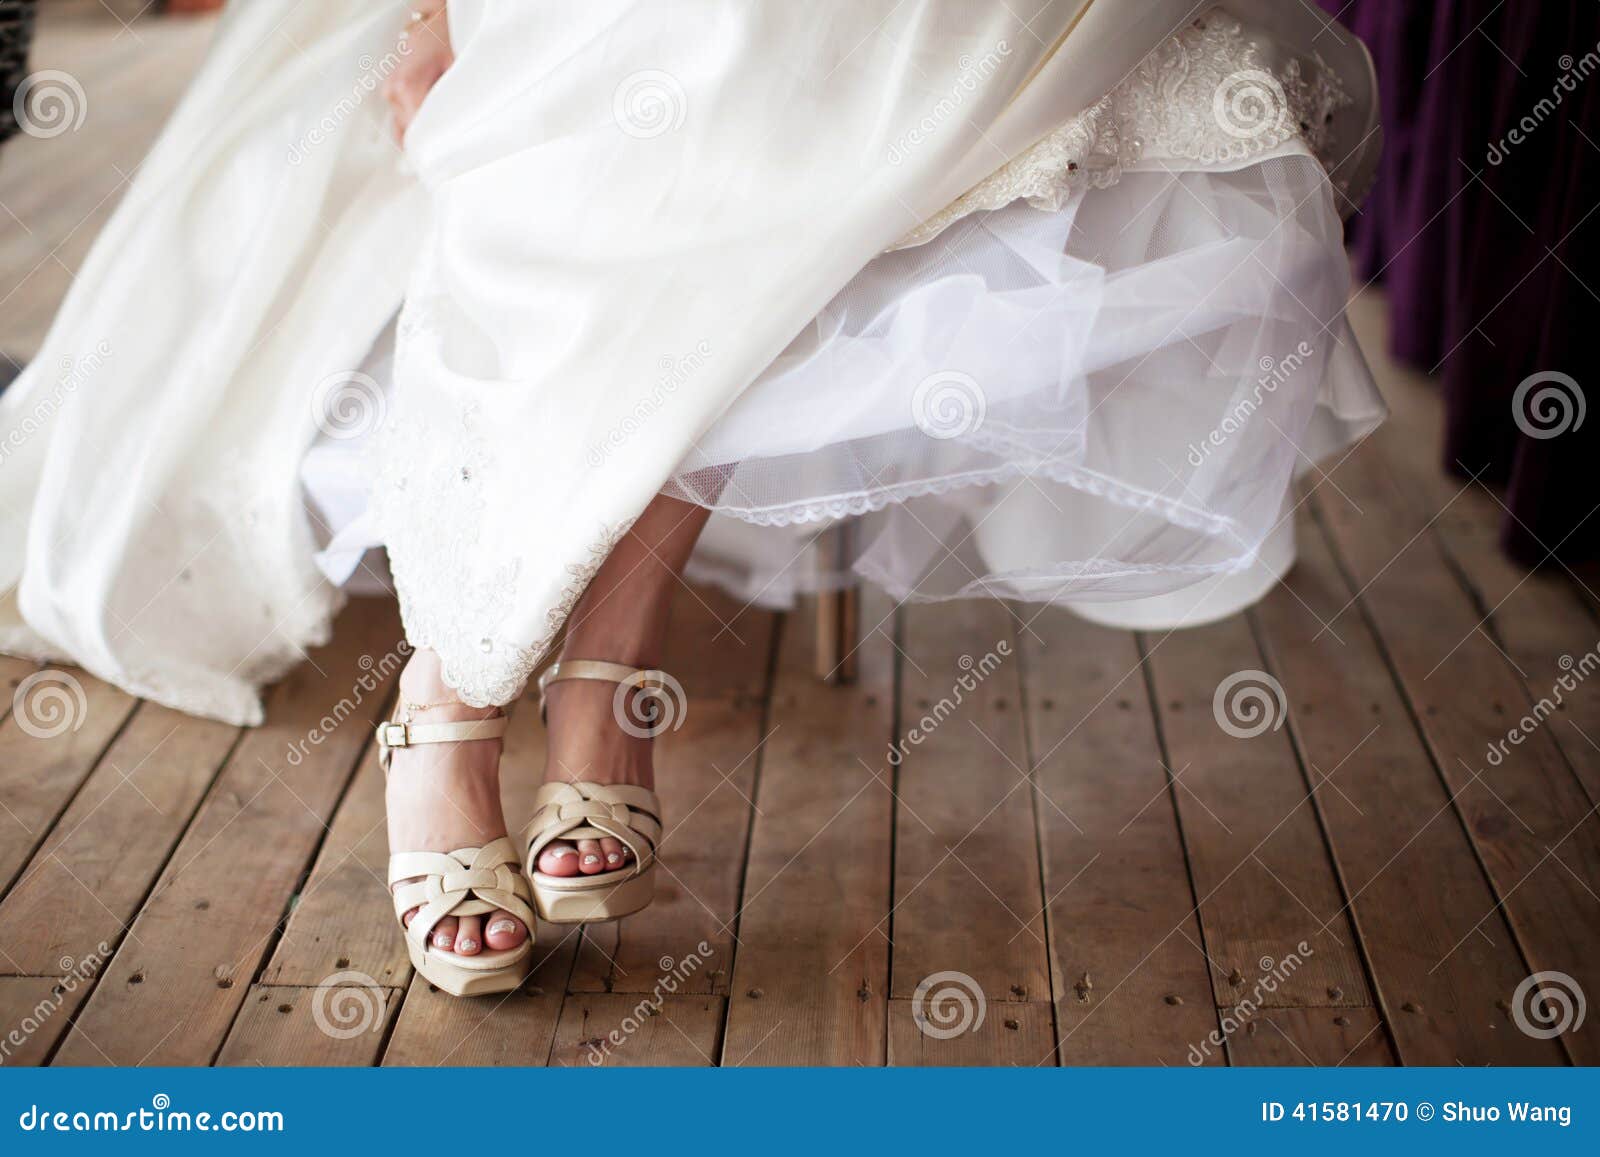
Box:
[383,1,453,145]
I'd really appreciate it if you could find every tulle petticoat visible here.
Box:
[306,9,1385,632]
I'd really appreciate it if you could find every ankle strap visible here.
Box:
[376,714,508,753]
[537,660,670,720]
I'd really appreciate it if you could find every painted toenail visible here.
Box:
[583,854,601,865]
[458,939,477,951]
[488,921,517,936]
[434,934,452,947]
[607,853,622,864]
[548,847,577,859]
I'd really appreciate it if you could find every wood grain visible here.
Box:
[1020,610,1221,1064]
[721,593,895,1066]
[52,600,403,1065]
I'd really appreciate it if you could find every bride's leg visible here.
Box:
[387,648,529,955]
[536,493,711,877]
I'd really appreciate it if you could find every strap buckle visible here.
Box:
[377,721,410,749]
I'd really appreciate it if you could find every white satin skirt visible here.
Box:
[306,10,1384,632]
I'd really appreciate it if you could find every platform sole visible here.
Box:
[532,863,656,924]
[405,937,533,998]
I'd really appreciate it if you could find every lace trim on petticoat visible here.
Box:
[889,10,1351,251]
[856,550,1262,607]
[697,452,1245,545]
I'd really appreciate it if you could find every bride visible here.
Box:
[0,0,1382,996]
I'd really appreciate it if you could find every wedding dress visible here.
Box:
[0,0,1383,724]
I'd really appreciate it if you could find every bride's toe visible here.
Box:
[538,841,581,877]
[576,838,606,875]
[430,916,459,952]
[454,914,482,955]
[599,837,626,870]
[485,911,527,950]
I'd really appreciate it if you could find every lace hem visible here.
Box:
[691,453,1243,541]
[890,10,1351,251]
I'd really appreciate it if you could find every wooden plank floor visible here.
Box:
[2,10,1597,1067]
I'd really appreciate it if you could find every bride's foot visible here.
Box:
[526,493,708,897]
[534,669,654,878]
[387,650,529,955]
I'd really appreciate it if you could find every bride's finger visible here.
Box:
[385,10,452,144]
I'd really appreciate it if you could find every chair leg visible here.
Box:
[814,523,860,685]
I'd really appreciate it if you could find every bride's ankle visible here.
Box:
[398,648,501,721]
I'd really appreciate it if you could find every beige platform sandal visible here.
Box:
[378,710,537,997]
[522,661,667,924]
